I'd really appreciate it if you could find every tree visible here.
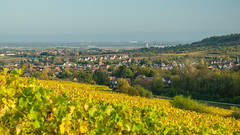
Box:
[61,68,73,79]
[40,69,49,80]
[172,66,178,75]
[53,57,63,65]
[134,67,150,77]
[133,78,151,90]
[147,60,152,66]
[140,58,147,65]
[128,87,140,96]
[93,70,110,86]
[148,70,155,77]
[152,77,164,95]
[117,79,130,93]
[115,65,134,78]
[185,59,190,67]
[77,71,95,84]
[32,71,40,79]
[69,57,78,64]
[201,59,204,65]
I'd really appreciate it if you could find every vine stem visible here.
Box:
[0,118,6,135]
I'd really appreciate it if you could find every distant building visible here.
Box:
[98,58,103,65]
[129,41,138,43]
[144,42,149,48]
[6,54,15,56]
[100,65,111,70]
[144,77,154,84]
[162,77,171,86]
[154,43,157,48]
[236,54,239,64]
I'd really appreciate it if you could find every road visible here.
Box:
[153,95,240,107]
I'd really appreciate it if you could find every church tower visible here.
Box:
[144,42,149,48]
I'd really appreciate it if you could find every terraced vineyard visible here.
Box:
[1,69,240,134]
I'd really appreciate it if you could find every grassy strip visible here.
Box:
[171,95,240,119]
[171,95,209,113]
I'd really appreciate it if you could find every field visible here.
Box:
[0,56,27,62]
[1,69,240,134]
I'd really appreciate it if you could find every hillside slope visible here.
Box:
[191,33,240,47]
[127,33,240,56]
[0,69,240,134]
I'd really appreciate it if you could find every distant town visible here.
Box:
[1,42,240,88]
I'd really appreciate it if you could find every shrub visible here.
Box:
[171,95,209,113]
[145,91,153,98]
[128,87,140,96]
[231,106,240,119]
[117,79,131,93]
[133,85,153,98]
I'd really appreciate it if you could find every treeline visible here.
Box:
[111,64,240,104]
[32,68,110,86]
[169,66,240,104]
[191,33,240,47]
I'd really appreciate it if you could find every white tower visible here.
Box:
[145,42,149,48]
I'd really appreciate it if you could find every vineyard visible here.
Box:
[1,69,240,134]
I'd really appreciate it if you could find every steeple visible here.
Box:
[144,42,149,48]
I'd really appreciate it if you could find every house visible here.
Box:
[6,54,15,56]
[192,61,199,65]
[208,65,214,70]
[144,77,154,84]
[153,64,159,68]
[57,63,65,67]
[65,62,77,67]
[223,64,233,69]
[162,77,171,86]
[100,65,111,70]
[135,75,146,79]
[109,77,132,87]
[44,62,51,69]
[122,54,129,58]
[127,58,131,63]
[161,66,173,70]
[178,63,184,68]
[54,66,61,71]
[109,55,117,60]
[109,76,117,86]
[121,60,127,64]
[33,66,41,71]
[172,61,178,67]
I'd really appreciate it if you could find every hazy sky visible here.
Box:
[0,0,240,42]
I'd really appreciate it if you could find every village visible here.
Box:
[1,48,240,90]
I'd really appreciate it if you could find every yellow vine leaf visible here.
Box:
[60,122,65,134]
[80,125,88,133]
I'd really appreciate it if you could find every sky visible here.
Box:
[0,0,240,42]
